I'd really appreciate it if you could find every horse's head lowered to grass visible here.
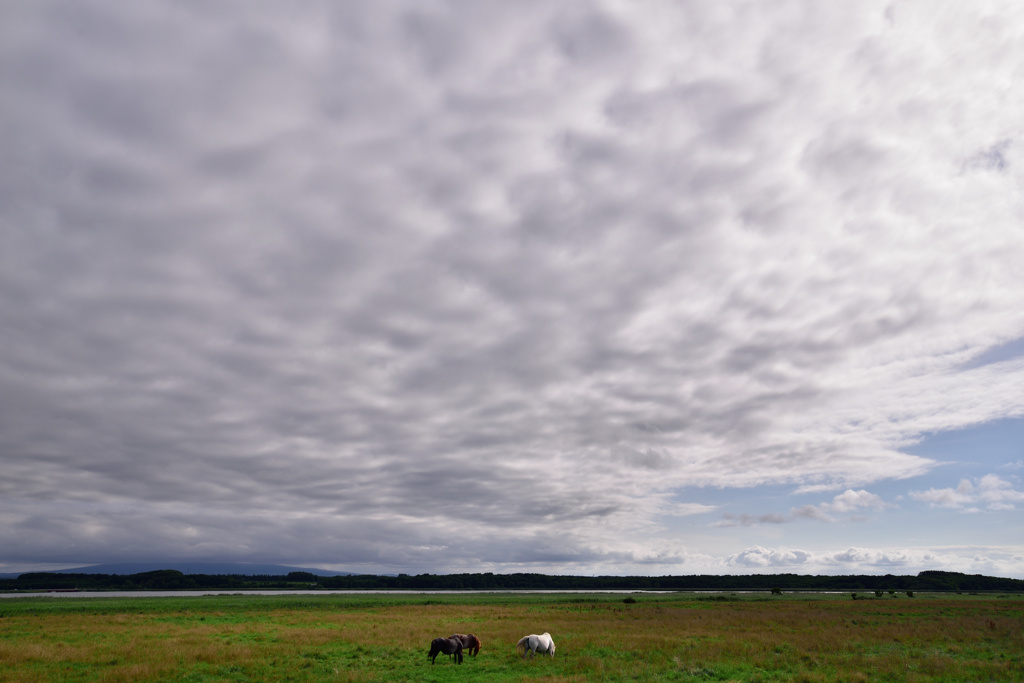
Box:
[515,632,555,658]
[448,633,481,656]
[427,637,463,664]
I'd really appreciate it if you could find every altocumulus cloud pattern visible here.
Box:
[2,0,1023,577]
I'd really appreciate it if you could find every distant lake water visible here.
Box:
[0,589,679,599]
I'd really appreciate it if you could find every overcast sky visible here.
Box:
[3,0,1023,578]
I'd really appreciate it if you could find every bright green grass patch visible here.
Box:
[0,592,1021,682]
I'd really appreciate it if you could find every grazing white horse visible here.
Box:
[515,632,556,658]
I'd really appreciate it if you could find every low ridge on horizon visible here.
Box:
[2,561,356,578]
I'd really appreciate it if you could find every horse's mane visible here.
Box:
[515,635,531,655]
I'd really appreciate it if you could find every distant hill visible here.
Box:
[1,562,357,578]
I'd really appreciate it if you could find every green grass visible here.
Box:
[0,592,1021,681]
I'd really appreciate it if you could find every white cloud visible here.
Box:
[719,545,1024,578]
[909,480,977,509]
[977,474,1024,508]
[1,0,1023,575]
[728,546,814,568]
[910,475,1024,511]
[713,489,889,526]
[823,489,890,513]
[714,512,793,528]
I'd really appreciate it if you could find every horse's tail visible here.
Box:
[515,635,530,655]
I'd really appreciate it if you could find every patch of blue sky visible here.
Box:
[871,418,1023,502]
[664,418,1024,548]
[902,417,1024,467]
[666,482,871,529]
[659,417,1023,546]
[959,335,1024,370]
[869,418,1024,543]
[666,482,817,525]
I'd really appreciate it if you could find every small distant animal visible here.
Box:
[448,633,482,656]
[515,632,556,658]
[428,637,463,664]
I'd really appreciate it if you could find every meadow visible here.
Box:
[0,591,1021,682]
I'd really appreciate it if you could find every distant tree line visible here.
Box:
[0,570,316,592]
[2,569,1022,593]
[316,570,1023,592]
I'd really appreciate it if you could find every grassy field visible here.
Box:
[0,591,1021,682]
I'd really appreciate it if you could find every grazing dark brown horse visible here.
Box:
[448,633,481,656]
[428,637,463,664]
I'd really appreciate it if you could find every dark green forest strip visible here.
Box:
[2,568,1022,592]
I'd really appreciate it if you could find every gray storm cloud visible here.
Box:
[2,0,1023,575]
